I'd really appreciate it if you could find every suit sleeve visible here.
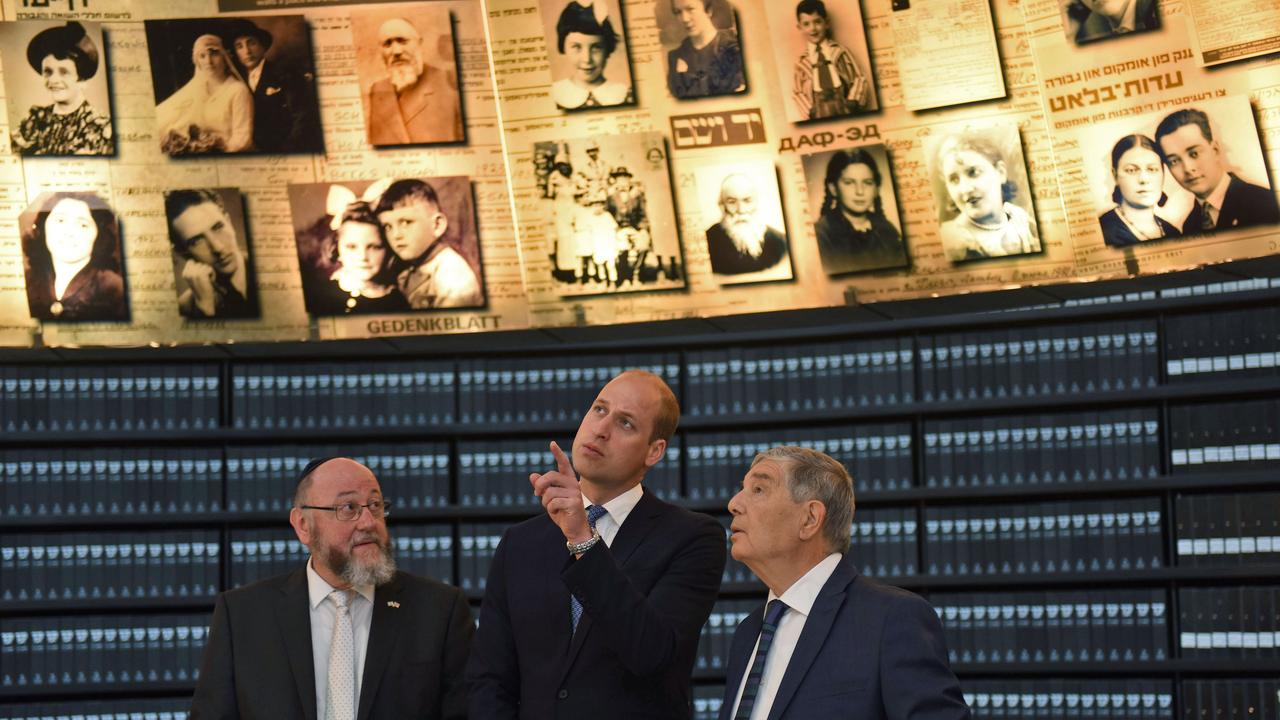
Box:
[562,512,726,677]
[880,593,972,720]
[440,586,476,720]
[466,532,522,720]
[190,593,239,720]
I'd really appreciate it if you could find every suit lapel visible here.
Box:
[356,574,404,720]
[398,71,438,125]
[275,569,318,720]
[561,490,664,673]
[719,608,764,720]
[766,559,858,720]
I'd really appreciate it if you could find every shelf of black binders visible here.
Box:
[4,285,1280,716]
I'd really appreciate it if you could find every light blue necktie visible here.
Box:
[569,504,609,632]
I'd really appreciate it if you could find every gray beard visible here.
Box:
[723,216,767,258]
[388,63,422,92]
[313,533,397,587]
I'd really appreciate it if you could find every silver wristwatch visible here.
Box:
[566,527,601,555]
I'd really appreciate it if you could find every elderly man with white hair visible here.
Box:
[363,16,464,146]
[705,173,789,276]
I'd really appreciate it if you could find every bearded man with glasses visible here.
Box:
[191,456,472,720]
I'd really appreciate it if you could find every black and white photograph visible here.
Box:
[540,0,635,111]
[350,6,465,147]
[0,20,114,156]
[20,191,129,323]
[288,177,484,316]
[656,0,747,100]
[924,122,1042,263]
[802,144,908,275]
[164,188,260,320]
[1078,95,1279,248]
[144,16,322,156]
[1061,0,1160,45]
[533,132,684,297]
[766,0,878,123]
[693,159,794,285]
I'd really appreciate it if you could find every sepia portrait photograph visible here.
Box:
[1077,95,1278,248]
[765,0,878,123]
[350,5,465,147]
[144,15,323,156]
[532,132,685,298]
[655,0,747,100]
[692,159,794,286]
[288,176,484,316]
[1061,0,1161,45]
[20,191,129,323]
[802,144,908,276]
[539,0,635,111]
[0,20,114,156]
[924,121,1042,263]
[164,188,260,320]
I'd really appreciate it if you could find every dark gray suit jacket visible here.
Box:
[190,568,472,720]
[720,557,970,720]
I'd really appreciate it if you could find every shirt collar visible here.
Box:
[306,556,374,609]
[767,552,843,618]
[582,482,644,528]
[1111,0,1138,32]
[1203,173,1231,211]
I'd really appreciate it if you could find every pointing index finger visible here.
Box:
[550,441,573,476]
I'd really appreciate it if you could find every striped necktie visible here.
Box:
[734,599,789,720]
[569,504,609,632]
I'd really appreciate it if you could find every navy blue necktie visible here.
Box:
[734,599,789,720]
[569,504,608,632]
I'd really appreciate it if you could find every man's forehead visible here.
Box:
[173,203,228,231]
[310,459,381,497]
[597,375,661,417]
[379,19,420,41]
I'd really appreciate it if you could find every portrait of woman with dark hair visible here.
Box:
[663,0,746,99]
[1098,134,1181,248]
[4,21,113,155]
[930,126,1041,262]
[313,201,411,315]
[547,0,634,110]
[21,192,129,322]
[812,146,907,275]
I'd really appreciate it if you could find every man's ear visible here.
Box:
[798,500,827,542]
[432,210,449,240]
[645,438,668,468]
[290,507,311,546]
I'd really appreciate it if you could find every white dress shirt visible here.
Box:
[307,558,374,720]
[581,482,644,546]
[729,552,844,720]
[247,61,264,92]
[1200,172,1232,228]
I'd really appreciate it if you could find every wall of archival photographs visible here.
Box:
[0,0,1277,347]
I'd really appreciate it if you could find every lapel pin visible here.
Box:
[387,601,400,608]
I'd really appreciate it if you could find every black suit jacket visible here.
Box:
[705,223,789,275]
[467,489,726,719]
[190,568,472,720]
[250,60,322,153]
[720,557,970,720]
[1181,174,1280,234]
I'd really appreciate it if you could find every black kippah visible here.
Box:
[297,456,342,485]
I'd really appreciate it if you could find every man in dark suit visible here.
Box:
[706,173,789,277]
[190,457,472,720]
[720,446,969,720]
[467,370,726,719]
[226,19,323,153]
[1155,108,1280,234]
[364,17,464,146]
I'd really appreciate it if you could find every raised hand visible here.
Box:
[529,441,592,544]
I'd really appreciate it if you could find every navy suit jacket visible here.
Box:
[190,568,472,720]
[467,488,726,720]
[1182,174,1280,234]
[719,557,970,720]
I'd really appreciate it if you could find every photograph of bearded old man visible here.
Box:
[694,159,795,286]
[350,6,465,146]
